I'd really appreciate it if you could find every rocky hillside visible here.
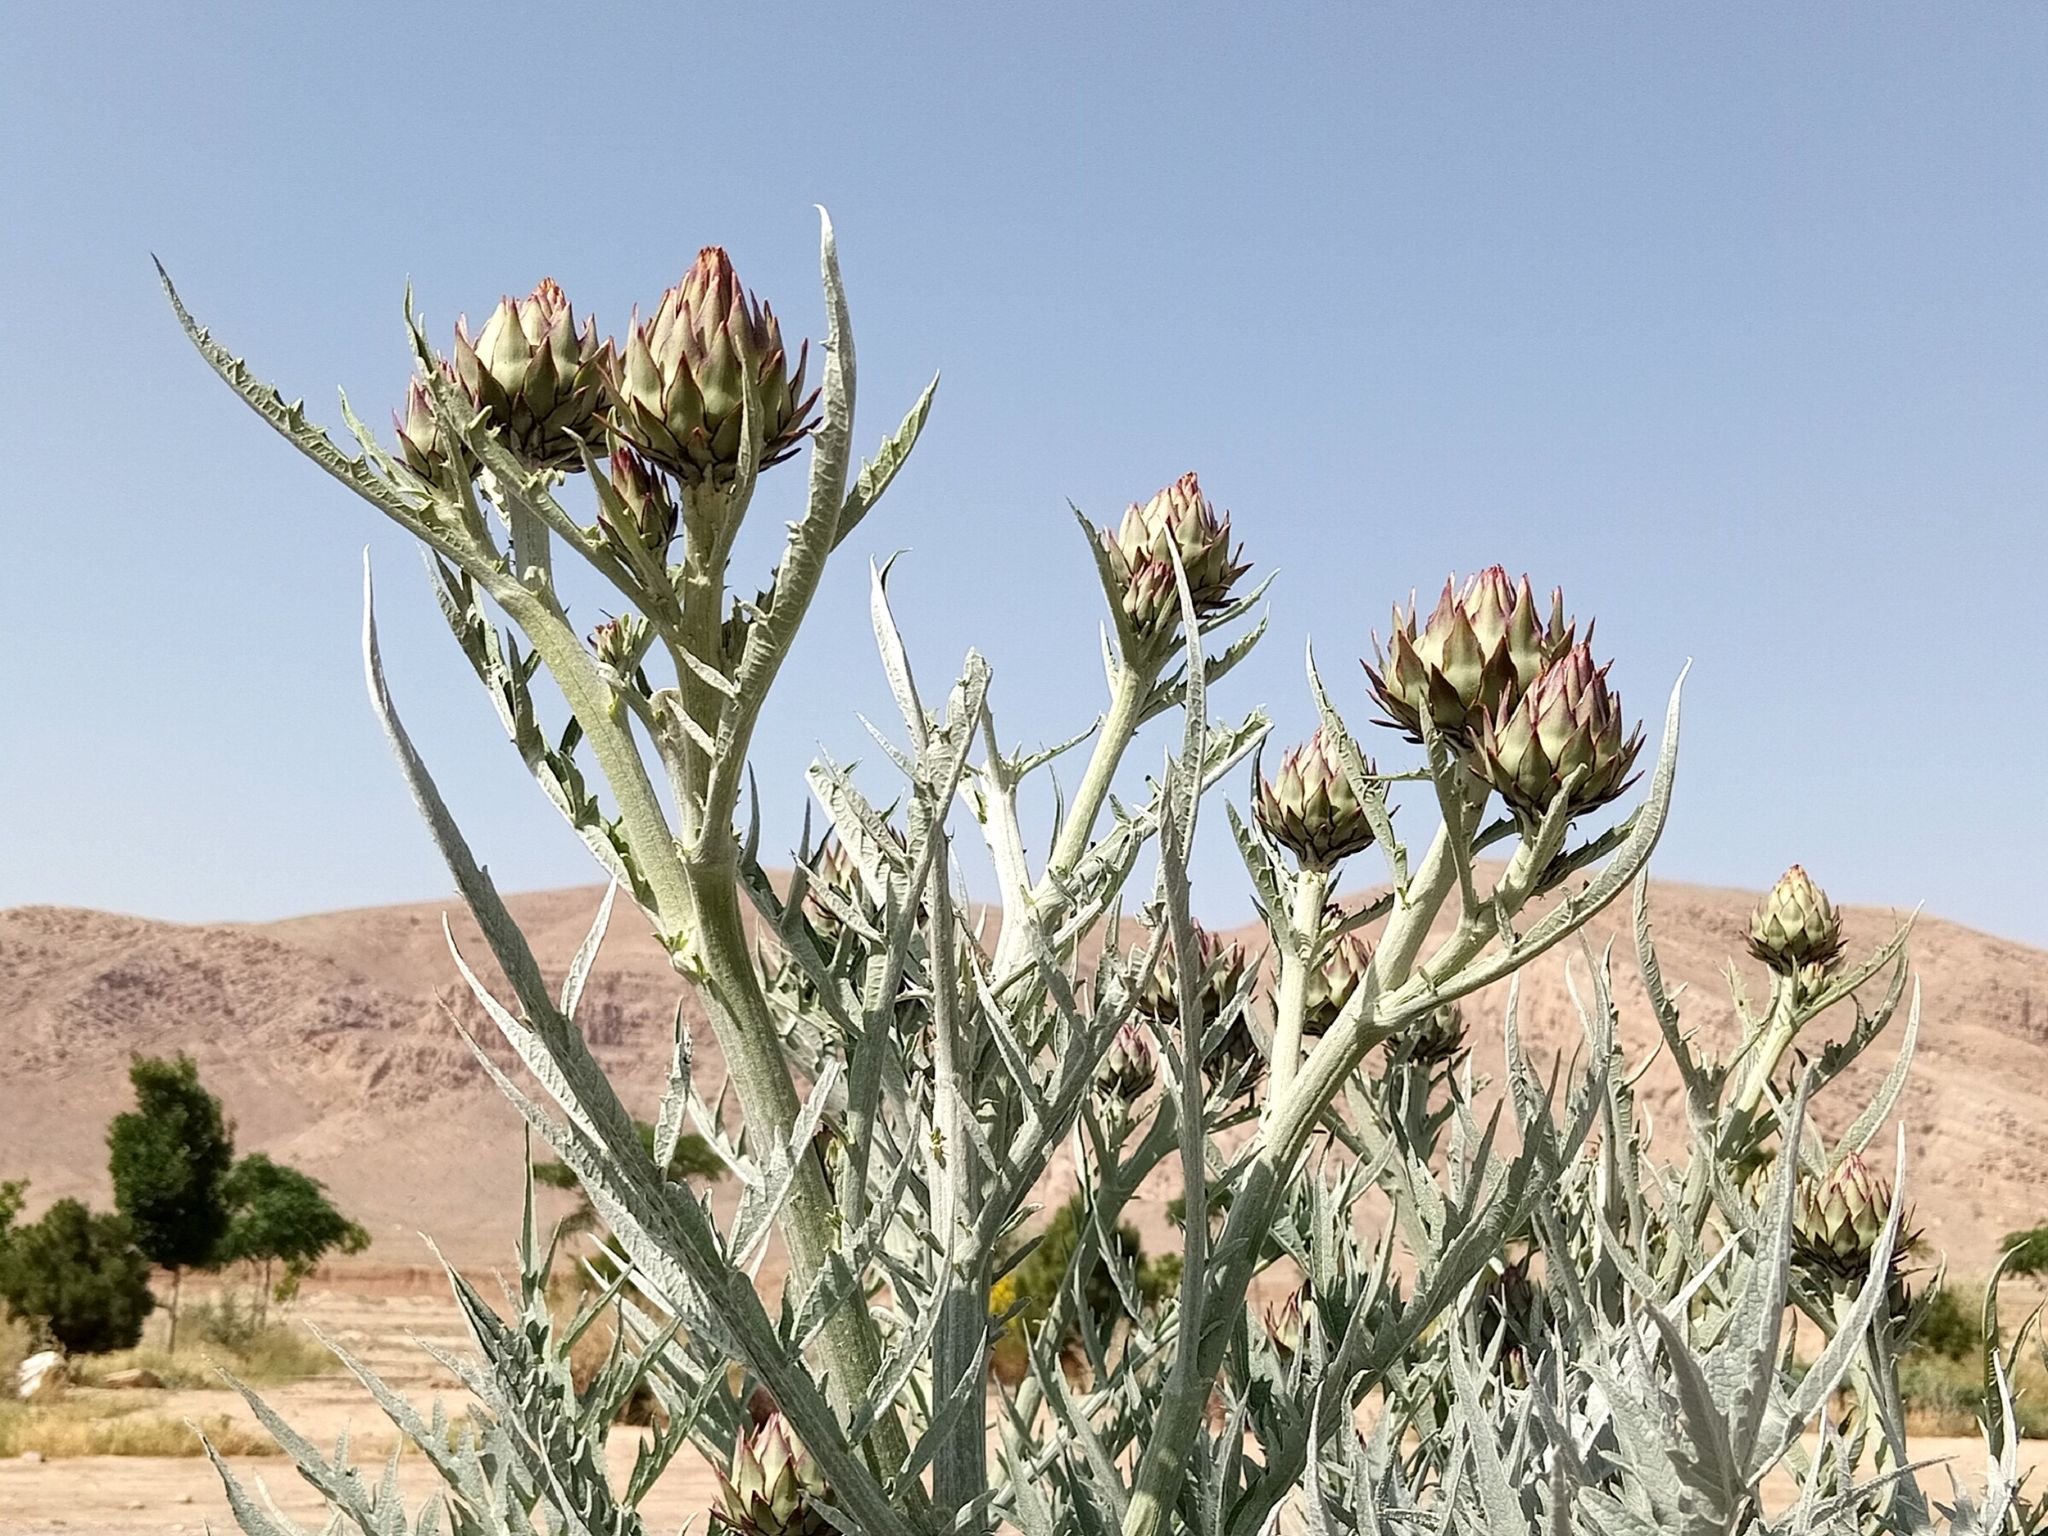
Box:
[1,875,2041,1270]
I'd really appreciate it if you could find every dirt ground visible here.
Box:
[3,1275,2044,1536]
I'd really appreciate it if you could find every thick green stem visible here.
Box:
[1266,868,1332,1100]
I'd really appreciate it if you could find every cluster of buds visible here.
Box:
[1254,730,1378,871]
[446,279,612,472]
[1747,865,1845,977]
[1098,474,1250,651]
[1367,568,1575,744]
[1302,927,1373,1035]
[595,445,681,563]
[607,247,818,488]
[714,1413,831,1536]
[1094,1021,1157,1106]
[1469,642,1643,824]
[1791,1152,1910,1286]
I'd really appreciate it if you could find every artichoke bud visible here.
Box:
[1366,568,1575,744]
[1396,1001,1468,1068]
[1098,473,1250,646]
[714,1412,831,1536]
[605,247,819,487]
[1131,924,1251,1031]
[596,446,680,560]
[450,278,611,472]
[1254,730,1378,871]
[393,370,476,482]
[801,836,867,952]
[1746,865,1846,976]
[588,615,649,677]
[1264,1285,1313,1360]
[1095,1022,1157,1105]
[723,586,776,668]
[1792,1153,1908,1282]
[1302,927,1373,1035]
[1470,642,1644,823]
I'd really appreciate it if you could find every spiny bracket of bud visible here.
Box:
[1470,642,1643,825]
[449,278,611,472]
[1098,473,1250,653]
[606,247,819,488]
[1747,865,1846,977]
[1302,927,1373,1035]
[1792,1152,1911,1284]
[714,1412,832,1536]
[1095,1021,1157,1105]
[594,446,681,566]
[1254,729,1379,871]
[1366,568,1575,745]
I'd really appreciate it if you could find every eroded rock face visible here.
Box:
[16,1349,67,1401]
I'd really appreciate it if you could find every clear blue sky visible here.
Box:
[3,4,2043,945]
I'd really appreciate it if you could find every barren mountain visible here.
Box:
[1,875,2042,1272]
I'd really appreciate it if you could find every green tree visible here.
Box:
[0,1179,24,1242]
[106,1053,234,1351]
[0,1198,156,1355]
[2002,1224,2048,1277]
[218,1154,371,1325]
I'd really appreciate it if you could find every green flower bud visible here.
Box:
[588,614,649,677]
[1792,1153,1905,1283]
[1098,474,1250,647]
[715,1412,831,1536]
[1302,928,1373,1035]
[1395,1001,1467,1068]
[1747,865,1845,976]
[1470,643,1643,823]
[801,836,868,952]
[392,370,475,483]
[1264,1285,1313,1360]
[1132,926,1252,1032]
[1254,730,1378,871]
[449,278,611,471]
[606,247,818,487]
[1366,568,1575,744]
[594,445,680,564]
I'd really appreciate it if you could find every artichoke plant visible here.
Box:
[1748,864,1846,975]
[167,212,2008,1536]
[1253,729,1378,870]
[1365,567,1574,743]
[715,1413,832,1536]
[1470,640,1643,822]
[447,278,611,472]
[607,246,818,487]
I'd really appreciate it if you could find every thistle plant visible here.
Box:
[163,214,2019,1536]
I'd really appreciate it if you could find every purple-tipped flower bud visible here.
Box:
[1302,928,1373,1035]
[606,247,818,487]
[449,278,611,471]
[1254,730,1378,871]
[1131,925,1252,1031]
[589,614,649,677]
[1792,1152,1909,1283]
[1747,866,1845,977]
[1095,1022,1157,1105]
[715,1412,831,1536]
[1366,568,1575,745]
[596,445,680,560]
[1470,643,1643,823]
[392,370,476,482]
[1098,474,1250,648]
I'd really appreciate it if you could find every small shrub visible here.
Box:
[0,1400,278,1458]
[0,1199,156,1355]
